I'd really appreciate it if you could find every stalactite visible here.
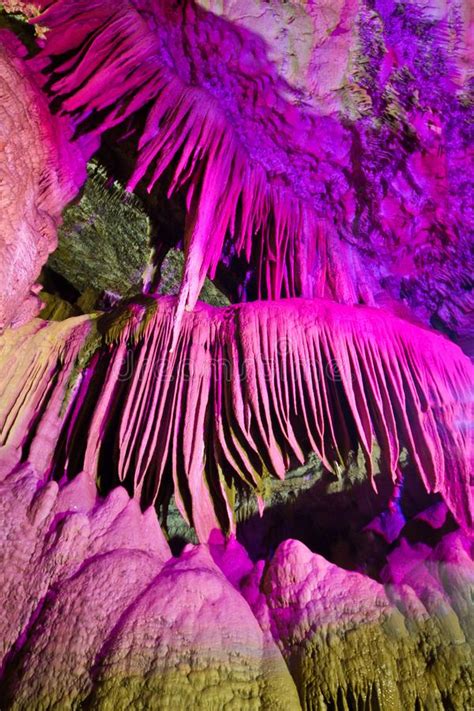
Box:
[23,0,355,327]
[0,315,96,477]
[1,297,471,540]
[0,2,472,707]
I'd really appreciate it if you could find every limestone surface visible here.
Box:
[0,31,86,330]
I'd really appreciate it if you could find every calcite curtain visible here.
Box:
[0,1,472,709]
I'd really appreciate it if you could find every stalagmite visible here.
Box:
[0,1,472,708]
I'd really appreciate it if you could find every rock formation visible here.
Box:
[0,31,86,329]
[0,1,472,708]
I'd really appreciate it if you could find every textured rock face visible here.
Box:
[0,466,471,709]
[197,0,360,115]
[41,165,229,313]
[0,32,86,330]
[0,465,300,710]
[48,163,152,302]
[16,0,472,347]
[0,1,473,708]
[0,315,94,477]
[242,536,473,709]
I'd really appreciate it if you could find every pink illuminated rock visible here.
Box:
[198,0,360,115]
[1,297,472,540]
[0,460,470,709]
[69,297,474,537]
[0,465,299,709]
[26,0,350,324]
[241,537,473,708]
[0,315,94,477]
[0,3,472,707]
[0,464,169,674]
[0,32,87,330]
[2,1,472,341]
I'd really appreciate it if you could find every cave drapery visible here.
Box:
[0,1,472,709]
